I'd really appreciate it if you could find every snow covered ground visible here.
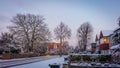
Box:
[9,56,66,68]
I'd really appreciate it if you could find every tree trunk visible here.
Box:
[60,37,62,56]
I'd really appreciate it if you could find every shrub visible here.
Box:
[11,49,21,54]
[10,53,40,59]
[82,55,92,61]
[98,55,112,62]
[70,55,81,61]
[4,50,11,54]
[0,49,4,55]
[70,55,76,61]
[2,53,12,59]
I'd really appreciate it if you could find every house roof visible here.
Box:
[95,35,98,42]
[102,30,113,36]
[114,26,120,32]
[110,44,120,49]
[99,31,103,39]
[95,30,113,41]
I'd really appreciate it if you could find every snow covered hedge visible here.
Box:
[97,55,112,62]
[70,55,92,62]
[69,54,112,63]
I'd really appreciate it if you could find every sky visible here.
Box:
[0,0,120,46]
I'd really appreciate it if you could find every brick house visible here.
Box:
[48,43,60,54]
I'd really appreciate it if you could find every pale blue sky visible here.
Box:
[0,0,120,46]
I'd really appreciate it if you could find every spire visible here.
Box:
[95,35,98,42]
[99,31,103,39]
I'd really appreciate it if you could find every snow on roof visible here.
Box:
[102,30,113,36]
[114,26,120,32]
[110,44,120,49]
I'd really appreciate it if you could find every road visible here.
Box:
[9,56,66,68]
[0,55,59,68]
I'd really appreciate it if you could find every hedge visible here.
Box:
[70,55,112,63]
[2,53,40,59]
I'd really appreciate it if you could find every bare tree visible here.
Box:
[0,32,13,48]
[54,22,71,55]
[62,41,70,54]
[0,32,19,49]
[8,14,51,53]
[77,22,93,51]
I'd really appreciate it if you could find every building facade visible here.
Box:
[48,43,60,54]
[95,31,110,54]
[110,26,120,49]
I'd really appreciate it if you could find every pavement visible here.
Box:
[0,55,59,68]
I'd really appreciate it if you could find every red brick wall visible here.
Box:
[48,43,60,51]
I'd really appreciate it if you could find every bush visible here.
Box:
[0,49,4,55]
[70,55,83,62]
[98,55,112,62]
[82,55,92,61]
[2,53,12,59]
[11,53,40,58]
[4,50,11,54]
[10,49,21,54]
[70,55,77,61]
